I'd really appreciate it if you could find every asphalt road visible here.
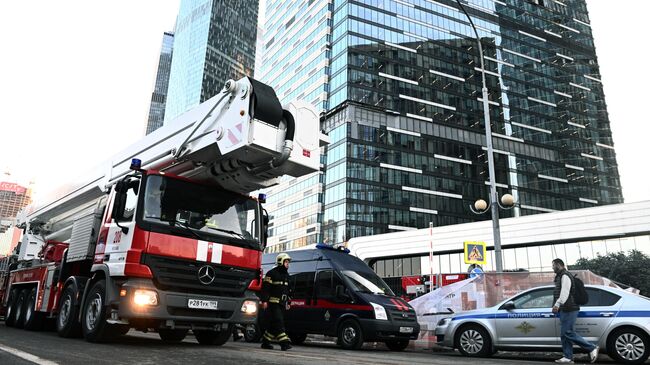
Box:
[0,324,630,365]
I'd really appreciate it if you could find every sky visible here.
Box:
[0,1,648,204]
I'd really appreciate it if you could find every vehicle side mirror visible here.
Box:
[111,187,130,234]
[503,301,515,311]
[336,285,350,300]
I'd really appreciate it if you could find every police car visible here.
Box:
[435,285,650,364]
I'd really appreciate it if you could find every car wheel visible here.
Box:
[455,325,492,357]
[337,319,364,350]
[4,288,18,327]
[159,329,188,343]
[385,339,409,351]
[607,327,650,364]
[81,280,119,342]
[194,326,231,346]
[288,333,307,345]
[56,284,81,337]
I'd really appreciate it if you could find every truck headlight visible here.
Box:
[370,302,387,320]
[241,300,257,315]
[133,289,158,306]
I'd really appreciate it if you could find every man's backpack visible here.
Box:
[571,273,589,305]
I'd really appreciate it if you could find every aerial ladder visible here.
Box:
[0,77,326,345]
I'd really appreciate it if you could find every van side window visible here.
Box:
[316,270,344,299]
[290,272,315,299]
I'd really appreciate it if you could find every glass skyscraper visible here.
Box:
[164,0,258,122]
[145,32,174,135]
[262,0,622,251]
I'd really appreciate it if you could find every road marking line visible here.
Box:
[0,344,59,365]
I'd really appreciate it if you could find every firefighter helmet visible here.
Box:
[276,252,291,266]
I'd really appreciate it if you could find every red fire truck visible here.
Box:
[0,77,325,344]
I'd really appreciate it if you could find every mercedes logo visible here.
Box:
[198,265,216,285]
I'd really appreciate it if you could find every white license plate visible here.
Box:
[399,327,413,333]
[188,299,218,310]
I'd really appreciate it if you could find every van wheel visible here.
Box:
[14,289,28,329]
[159,329,188,343]
[24,287,43,331]
[289,333,307,345]
[194,326,231,346]
[244,324,262,343]
[385,339,409,351]
[81,280,118,342]
[455,325,492,357]
[4,288,18,327]
[338,319,364,350]
[57,284,81,337]
[607,327,650,364]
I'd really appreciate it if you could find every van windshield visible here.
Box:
[342,270,394,296]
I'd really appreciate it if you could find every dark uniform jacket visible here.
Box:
[261,265,290,305]
[553,269,580,312]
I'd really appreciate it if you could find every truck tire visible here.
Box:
[14,289,28,329]
[244,323,262,343]
[194,327,231,346]
[24,287,43,331]
[4,288,18,327]
[159,329,188,343]
[57,284,81,337]
[81,280,118,342]
[288,333,307,345]
[337,319,364,350]
[385,339,409,351]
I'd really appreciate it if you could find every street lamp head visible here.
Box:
[474,199,488,211]
[501,193,515,207]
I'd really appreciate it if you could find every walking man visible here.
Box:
[260,252,292,351]
[552,258,599,363]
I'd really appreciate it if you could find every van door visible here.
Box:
[314,270,348,335]
[286,271,315,334]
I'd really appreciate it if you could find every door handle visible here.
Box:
[600,312,615,317]
[541,313,554,318]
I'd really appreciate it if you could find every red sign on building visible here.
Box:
[0,182,27,195]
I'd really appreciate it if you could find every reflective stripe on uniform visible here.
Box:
[264,331,276,341]
[277,333,290,342]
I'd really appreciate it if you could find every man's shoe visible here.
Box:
[261,342,274,350]
[555,358,574,363]
[280,343,292,351]
[589,346,599,363]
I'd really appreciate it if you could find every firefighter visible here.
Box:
[260,252,292,351]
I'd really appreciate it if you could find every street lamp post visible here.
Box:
[454,0,504,272]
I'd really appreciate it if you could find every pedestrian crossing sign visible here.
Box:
[464,241,487,264]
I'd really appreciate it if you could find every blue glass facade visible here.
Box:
[263,0,622,250]
[165,0,258,122]
[146,32,174,135]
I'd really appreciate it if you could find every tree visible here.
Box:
[570,250,650,296]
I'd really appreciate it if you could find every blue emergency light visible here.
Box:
[130,158,142,170]
[258,193,267,203]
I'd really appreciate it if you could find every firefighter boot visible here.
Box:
[280,342,292,351]
[261,340,274,350]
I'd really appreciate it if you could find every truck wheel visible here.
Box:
[289,333,307,345]
[81,280,118,342]
[244,323,262,343]
[607,327,650,364]
[4,288,18,327]
[159,329,188,343]
[455,324,492,357]
[57,284,81,337]
[385,339,409,351]
[337,319,364,350]
[24,287,43,331]
[194,327,231,346]
[14,289,28,329]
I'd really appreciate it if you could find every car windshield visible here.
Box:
[341,270,394,295]
[142,175,261,250]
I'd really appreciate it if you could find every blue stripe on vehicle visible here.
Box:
[451,310,650,321]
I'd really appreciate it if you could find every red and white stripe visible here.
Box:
[196,240,223,264]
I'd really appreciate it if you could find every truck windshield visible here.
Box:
[141,175,261,250]
[342,270,394,296]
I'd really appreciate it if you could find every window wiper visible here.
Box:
[147,216,204,241]
[203,226,248,240]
